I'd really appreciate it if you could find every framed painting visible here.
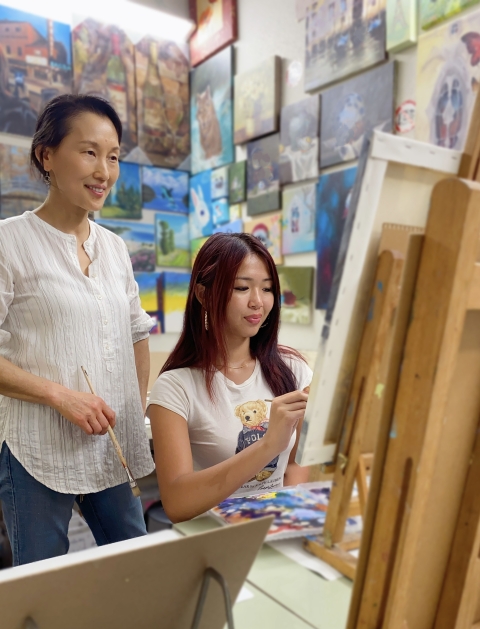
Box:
[229,161,246,203]
[158,271,191,333]
[416,9,480,151]
[142,166,189,214]
[213,218,243,234]
[72,17,136,159]
[281,183,316,255]
[134,272,161,313]
[189,170,214,239]
[0,143,47,219]
[386,0,417,51]
[155,211,190,267]
[244,213,283,265]
[320,62,395,168]
[96,219,156,272]
[211,165,229,199]
[278,267,314,325]
[234,56,281,145]
[0,5,72,137]
[247,134,281,217]
[279,95,320,185]
[100,162,142,219]
[189,0,238,67]
[135,36,190,169]
[190,236,209,267]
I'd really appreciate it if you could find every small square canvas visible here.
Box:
[282,184,316,255]
[278,267,314,325]
[305,0,387,92]
[96,219,156,272]
[0,5,72,137]
[134,272,161,313]
[315,166,358,310]
[135,36,190,169]
[416,10,480,151]
[155,212,190,267]
[212,198,230,226]
[100,162,142,219]
[229,161,246,203]
[189,0,238,67]
[142,166,189,214]
[158,271,191,333]
[234,57,281,144]
[229,203,243,221]
[247,134,281,216]
[0,144,47,218]
[190,46,234,174]
[189,170,214,239]
[190,236,209,268]
[211,166,229,199]
[320,62,395,168]
[244,213,283,265]
[213,218,243,234]
[419,0,480,29]
[387,0,417,51]
[279,96,320,185]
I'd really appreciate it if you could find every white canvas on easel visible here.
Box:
[297,130,461,466]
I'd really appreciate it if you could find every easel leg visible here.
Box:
[191,567,235,629]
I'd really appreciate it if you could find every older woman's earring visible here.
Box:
[44,172,51,186]
[204,311,208,331]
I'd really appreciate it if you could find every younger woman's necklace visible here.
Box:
[225,358,255,370]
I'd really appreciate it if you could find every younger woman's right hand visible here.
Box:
[51,388,116,435]
[264,389,308,455]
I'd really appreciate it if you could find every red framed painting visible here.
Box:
[189,0,238,67]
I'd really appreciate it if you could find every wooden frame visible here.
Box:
[189,0,238,67]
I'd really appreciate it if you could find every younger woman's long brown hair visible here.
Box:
[161,232,304,398]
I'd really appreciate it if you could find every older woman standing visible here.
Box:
[0,94,154,566]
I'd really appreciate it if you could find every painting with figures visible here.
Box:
[279,95,320,185]
[0,143,47,219]
[72,17,137,159]
[278,267,314,325]
[155,211,190,267]
[96,219,156,272]
[0,5,72,137]
[244,213,283,265]
[135,36,190,169]
[304,0,386,92]
[190,46,234,174]
[247,134,281,216]
[282,183,316,255]
[211,165,229,199]
[142,166,189,214]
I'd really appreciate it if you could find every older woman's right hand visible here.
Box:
[52,388,116,435]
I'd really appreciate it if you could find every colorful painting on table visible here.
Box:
[190,46,234,174]
[282,184,316,255]
[416,9,480,151]
[229,161,246,203]
[0,143,47,219]
[154,211,190,267]
[135,36,190,169]
[158,271,191,333]
[189,170,214,239]
[213,218,243,234]
[190,236,209,268]
[247,134,281,216]
[189,0,238,67]
[142,166,189,214]
[316,166,358,309]
[100,162,142,219]
[320,62,394,168]
[386,0,417,51]
[212,198,229,226]
[244,213,283,265]
[134,272,161,313]
[279,95,320,185]
[72,17,136,158]
[304,0,386,92]
[234,56,281,144]
[211,165,229,199]
[96,219,156,272]
[0,5,72,137]
[419,0,480,29]
[278,267,314,325]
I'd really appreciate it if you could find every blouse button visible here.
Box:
[97,295,102,300]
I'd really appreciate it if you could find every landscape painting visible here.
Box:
[320,61,394,168]
[278,267,314,325]
[212,198,229,226]
[316,166,358,309]
[189,170,214,239]
[0,5,72,137]
[100,162,142,219]
[158,271,191,333]
[244,213,283,264]
[416,9,480,151]
[0,143,47,219]
[247,134,281,216]
[279,95,320,185]
[142,166,189,214]
[282,183,316,255]
[234,56,281,144]
[211,165,229,199]
[229,161,246,203]
[72,17,136,158]
[190,46,234,174]
[134,272,161,313]
[190,236,209,267]
[96,219,156,272]
[304,0,387,92]
[189,0,238,67]
[135,36,190,169]
[213,218,243,234]
[155,211,190,267]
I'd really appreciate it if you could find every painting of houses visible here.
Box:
[142,166,189,214]
[100,162,142,219]
[0,143,47,218]
[96,219,156,272]
[155,211,190,267]
[0,5,72,136]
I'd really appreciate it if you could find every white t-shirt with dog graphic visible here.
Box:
[148,357,312,496]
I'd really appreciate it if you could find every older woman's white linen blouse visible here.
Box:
[0,211,155,494]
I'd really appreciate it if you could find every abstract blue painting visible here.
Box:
[142,166,189,214]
